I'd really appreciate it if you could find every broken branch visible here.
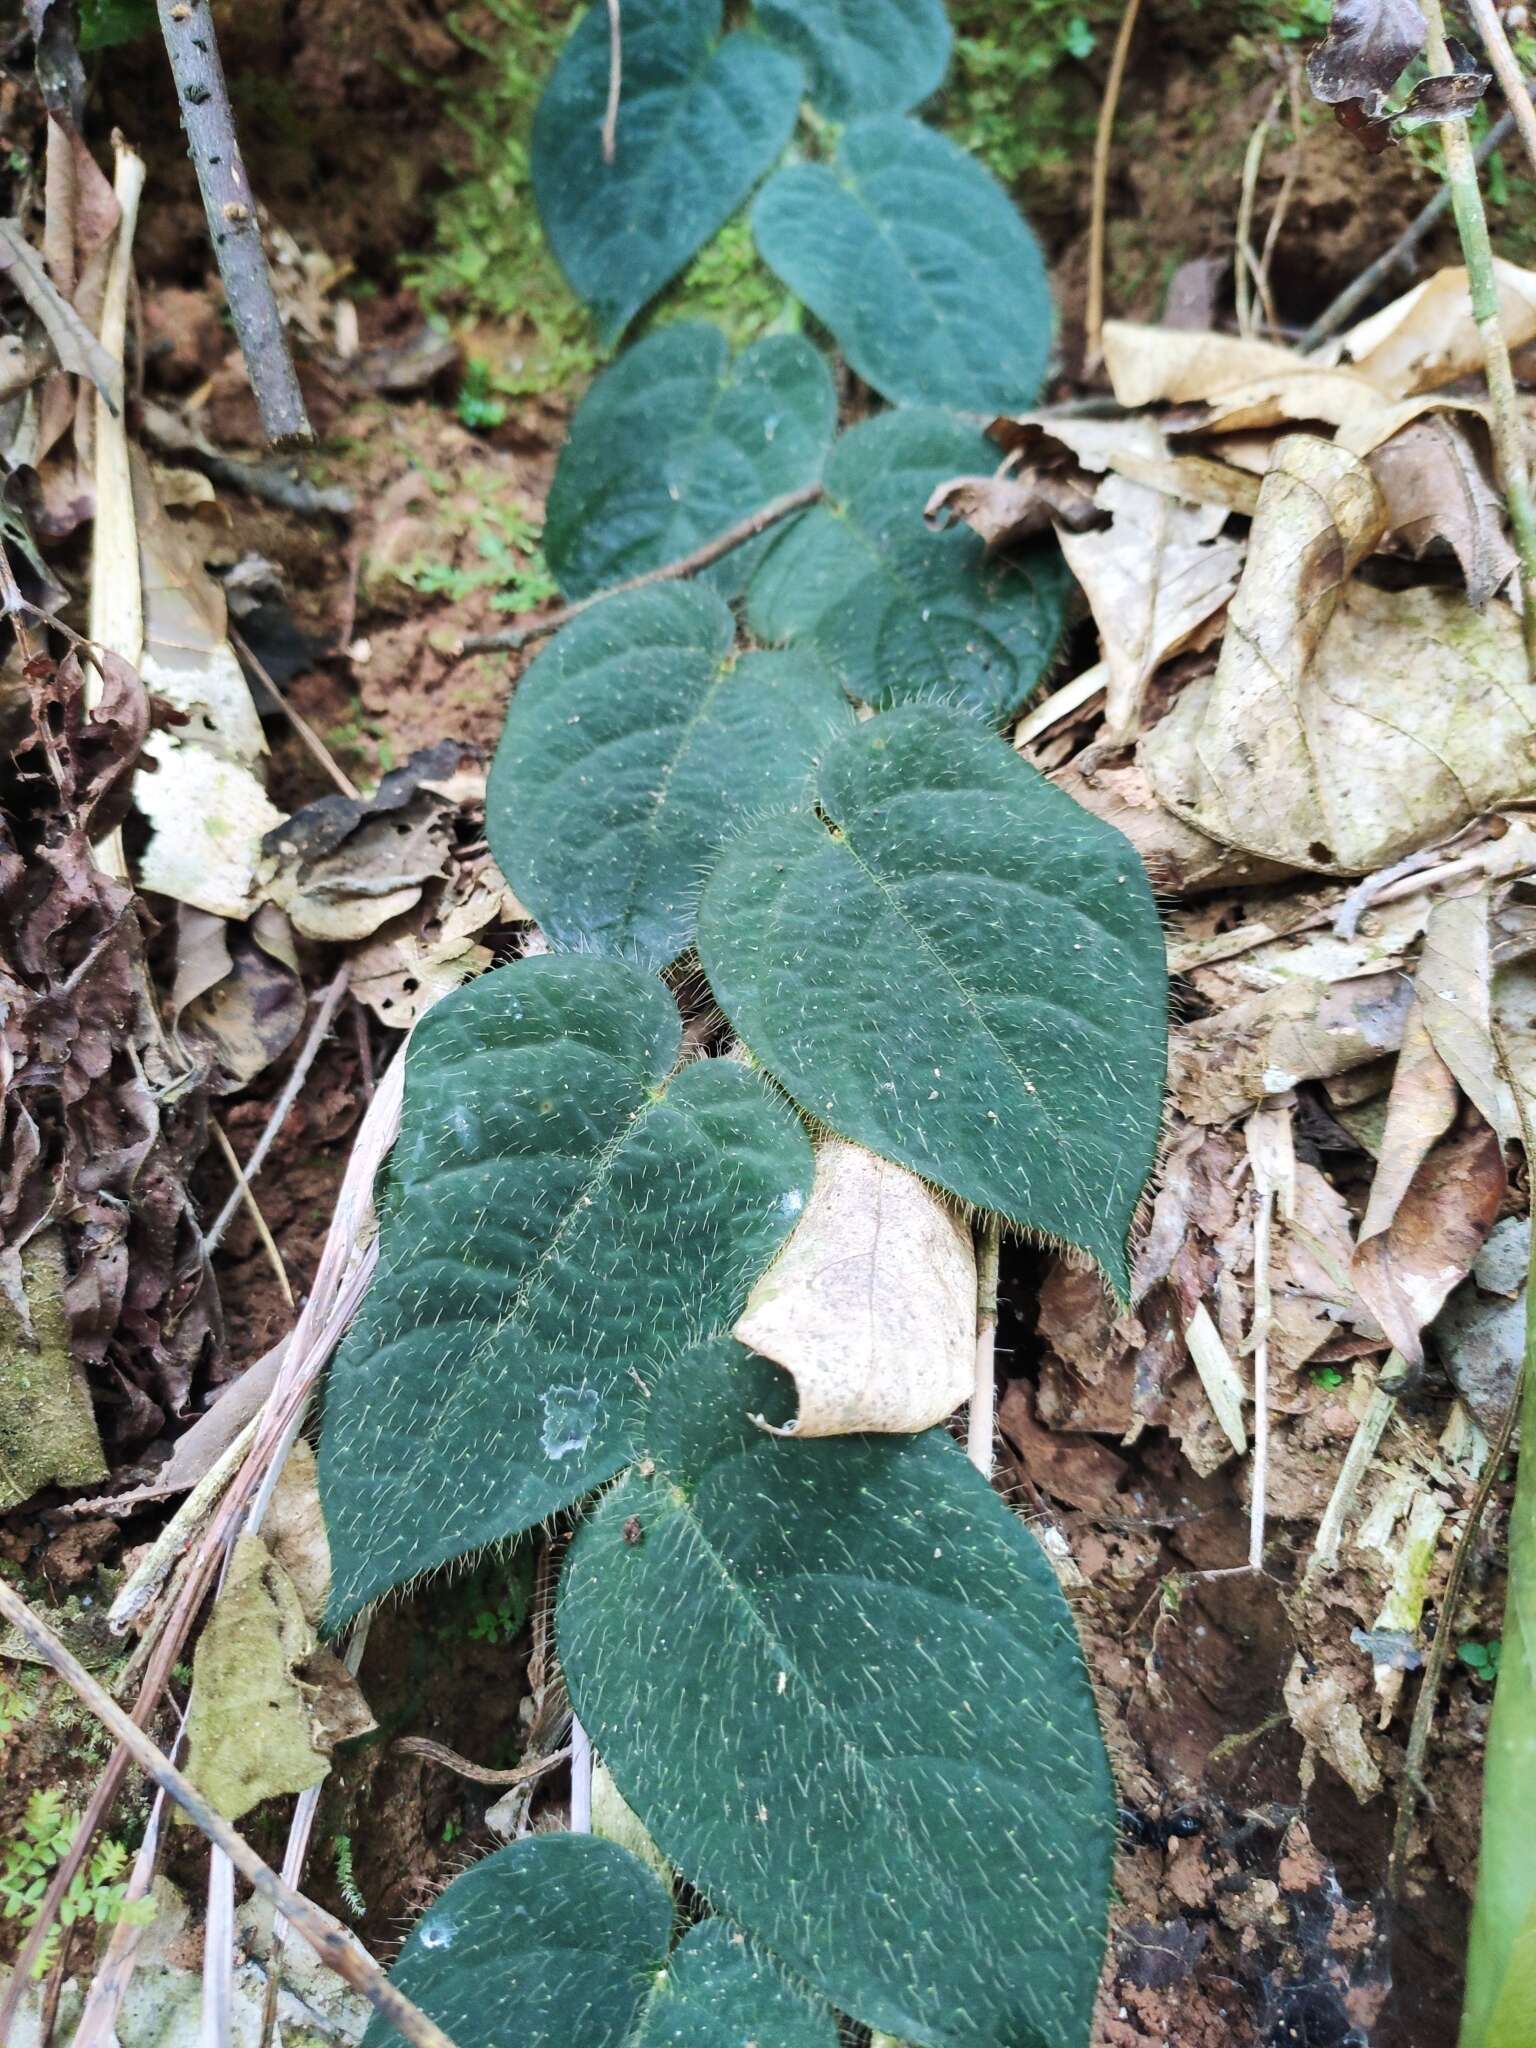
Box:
[0,1578,455,2048]
[455,482,825,655]
[154,0,311,446]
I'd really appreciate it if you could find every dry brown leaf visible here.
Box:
[1416,889,1504,1137]
[1367,416,1516,606]
[924,466,1097,547]
[1340,260,1536,396]
[1102,321,1395,437]
[1352,921,1507,1364]
[1057,469,1243,740]
[1170,971,1413,1124]
[1142,435,1536,874]
[171,903,305,1092]
[349,859,524,1027]
[733,1137,975,1436]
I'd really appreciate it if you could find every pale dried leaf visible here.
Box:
[1170,971,1413,1123]
[1352,971,1507,1361]
[923,466,1098,546]
[1367,416,1516,606]
[733,1137,975,1436]
[1143,437,1536,874]
[1059,471,1243,739]
[135,731,284,918]
[1341,261,1536,397]
[1417,889,1504,1136]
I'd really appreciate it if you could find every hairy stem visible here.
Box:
[967,1215,1001,1475]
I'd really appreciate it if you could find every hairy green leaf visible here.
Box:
[544,325,835,601]
[532,0,803,344]
[756,0,951,118]
[318,956,812,1623]
[487,586,851,971]
[751,117,1052,410]
[560,1339,1115,2048]
[697,705,1166,1295]
[745,410,1069,728]
[363,1834,836,2048]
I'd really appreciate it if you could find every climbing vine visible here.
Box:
[318,4,1169,2044]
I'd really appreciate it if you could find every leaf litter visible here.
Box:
[4,30,1536,2048]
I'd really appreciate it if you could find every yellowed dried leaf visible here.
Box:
[733,1137,975,1436]
[1340,261,1536,396]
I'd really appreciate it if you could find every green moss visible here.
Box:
[406,0,599,395]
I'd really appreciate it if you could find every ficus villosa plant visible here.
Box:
[317,3,1169,2044]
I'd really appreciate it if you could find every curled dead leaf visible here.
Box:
[733,1137,976,1436]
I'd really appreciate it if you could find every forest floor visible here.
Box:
[2,2,1533,2044]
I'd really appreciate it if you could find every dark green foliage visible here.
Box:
[756,0,952,117]
[532,0,803,344]
[560,1340,1115,2048]
[698,704,1167,1296]
[362,1834,837,2048]
[317,956,812,1622]
[747,409,1070,728]
[751,116,1053,410]
[487,585,852,970]
[544,325,836,601]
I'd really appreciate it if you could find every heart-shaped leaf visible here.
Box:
[560,1340,1115,2048]
[757,0,951,118]
[751,116,1052,410]
[364,1833,837,2048]
[746,409,1070,728]
[318,955,812,1623]
[697,705,1167,1295]
[532,0,803,344]
[487,586,851,971]
[544,324,836,602]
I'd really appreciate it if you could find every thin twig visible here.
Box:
[205,965,350,1253]
[1084,0,1144,374]
[1389,1374,1521,1895]
[259,1617,372,2048]
[153,0,310,446]
[232,624,361,801]
[396,1737,573,1788]
[1257,53,1305,310]
[968,1215,1001,1476]
[0,1580,455,2048]
[1421,0,1536,673]
[202,1842,236,2048]
[455,483,824,656]
[1299,109,1516,349]
[1236,91,1283,340]
[601,0,622,164]
[1306,1374,1399,1579]
[1465,0,1536,180]
[210,1118,293,1306]
[1248,1179,1275,1573]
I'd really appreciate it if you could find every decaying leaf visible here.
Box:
[261,1440,333,1628]
[1341,262,1536,398]
[1306,0,1425,107]
[183,1504,373,1824]
[1433,1216,1527,1434]
[126,453,282,916]
[1367,416,1516,607]
[923,465,1098,547]
[733,1137,975,1436]
[171,903,305,1091]
[997,1379,1129,1513]
[259,740,473,944]
[1352,906,1508,1364]
[182,1533,332,1823]
[1170,970,1413,1124]
[349,857,523,1027]
[1056,467,1243,740]
[0,1230,107,1510]
[1143,436,1536,875]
